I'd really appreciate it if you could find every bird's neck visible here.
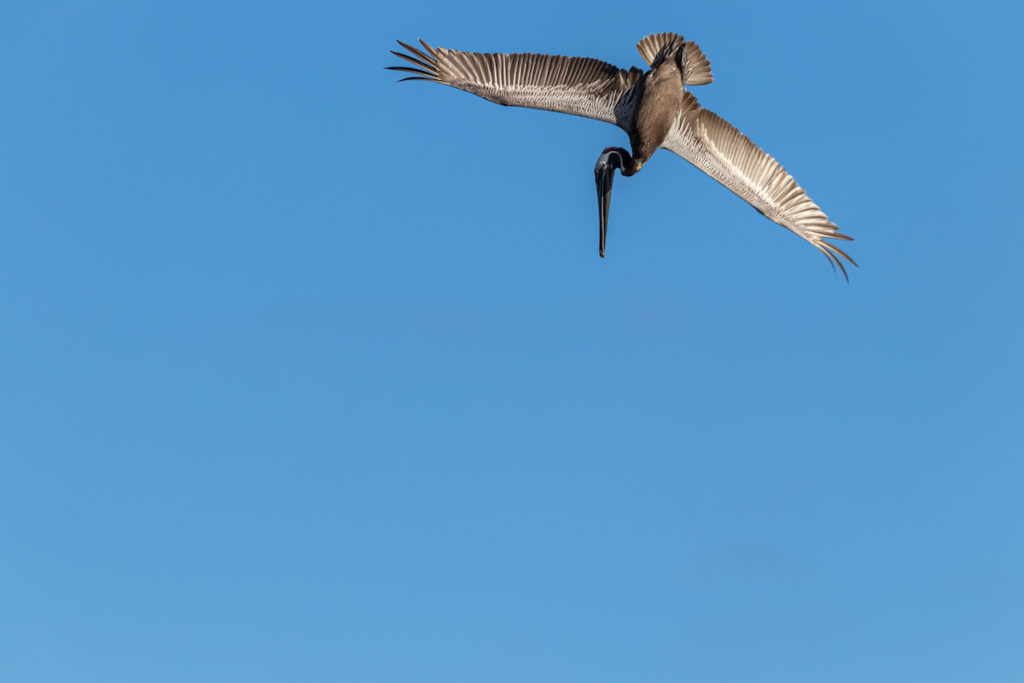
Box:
[622,155,642,176]
[604,146,641,176]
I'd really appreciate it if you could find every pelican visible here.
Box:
[389,33,855,278]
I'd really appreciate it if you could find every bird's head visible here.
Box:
[594,147,631,258]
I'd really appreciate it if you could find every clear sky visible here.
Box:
[2,1,1022,681]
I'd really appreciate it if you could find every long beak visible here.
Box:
[595,160,616,258]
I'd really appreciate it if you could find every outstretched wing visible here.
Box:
[661,92,855,277]
[389,39,645,129]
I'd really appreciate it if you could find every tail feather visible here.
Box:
[636,32,713,85]
[681,41,713,85]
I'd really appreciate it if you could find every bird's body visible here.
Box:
[389,33,855,277]
[628,50,684,172]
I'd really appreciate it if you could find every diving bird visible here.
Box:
[388,33,855,278]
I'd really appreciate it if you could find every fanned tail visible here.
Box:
[636,32,713,85]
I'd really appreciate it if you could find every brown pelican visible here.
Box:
[389,33,855,278]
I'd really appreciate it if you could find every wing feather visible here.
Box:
[388,39,645,127]
[661,91,855,277]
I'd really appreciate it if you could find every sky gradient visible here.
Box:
[2,1,1022,681]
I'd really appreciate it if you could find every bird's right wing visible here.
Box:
[661,91,856,277]
[389,40,645,129]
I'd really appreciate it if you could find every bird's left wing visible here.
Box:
[661,91,856,277]
[389,40,645,129]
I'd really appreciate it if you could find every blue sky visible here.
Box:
[2,1,1022,681]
